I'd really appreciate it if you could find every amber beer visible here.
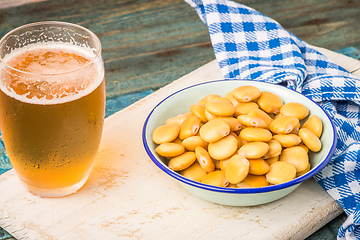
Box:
[0,22,105,197]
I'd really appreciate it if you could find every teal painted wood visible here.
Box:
[1,0,359,99]
[0,0,359,239]
[0,229,14,240]
[0,150,10,175]
[337,46,360,61]
[306,213,347,240]
[105,90,154,118]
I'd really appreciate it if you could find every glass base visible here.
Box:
[20,175,89,198]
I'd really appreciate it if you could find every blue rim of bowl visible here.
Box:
[142,79,337,194]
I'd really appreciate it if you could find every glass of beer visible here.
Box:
[0,22,105,197]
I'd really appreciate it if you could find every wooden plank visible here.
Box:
[0,0,215,99]
[0,46,358,239]
[1,0,359,100]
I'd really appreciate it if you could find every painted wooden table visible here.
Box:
[0,0,359,239]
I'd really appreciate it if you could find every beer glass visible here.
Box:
[0,22,105,197]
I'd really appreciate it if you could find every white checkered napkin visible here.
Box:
[185,0,360,239]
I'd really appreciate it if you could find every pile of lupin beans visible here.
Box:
[152,85,323,188]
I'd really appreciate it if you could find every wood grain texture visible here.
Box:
[1,0,359,100]
[0,0,214,99]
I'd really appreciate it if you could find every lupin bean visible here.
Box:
[240,127,272,142]
[257,91,283,113]
[219,157,231,171]
[213,117,243,132]
[265,156,279,165]
[248,159,270,175]
[190,104,207,123]
[237,115,267,128]
[199,119,230,143]
[289,122,300,135]
[270,116,299,134]
[182,136,208,151]
[210,97,233,104]
[181,161,207,182]
[234,102,259,116]
[165,114,189,126]
[238,142,269,159]
[280,102,309,120]
[248,108,273,128]
[184,112,194,118]
[272,134,302,148]
[179,116,201,140]
[266,161,296,185]
[156,143,185,158]
[263,140,282,159]
[297,144,309,153]
[298,128,322,152]
[205,100,236,117]
[231,85,261,102]
[225,155,249,184]
[296,163,311,177]
[195,147,215,173]
[197,94,221,105]
[237,174,269,188]
[279,146,309,172]
[302,115,323,138]
[201,170,229,187]
[238,134,249,146]
[171,138,183,145]
[225,91,239,107]
[229,132,241,149]
[168,152,197,171]
[204,109,216,121]
[152,125,179,144]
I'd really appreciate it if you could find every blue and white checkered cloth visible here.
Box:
[185,0,360,239]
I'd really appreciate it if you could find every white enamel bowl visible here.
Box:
[142,80,337,206]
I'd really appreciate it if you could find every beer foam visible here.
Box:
[0,43,103,105]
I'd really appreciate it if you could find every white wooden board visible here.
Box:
[0,47,359,240]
